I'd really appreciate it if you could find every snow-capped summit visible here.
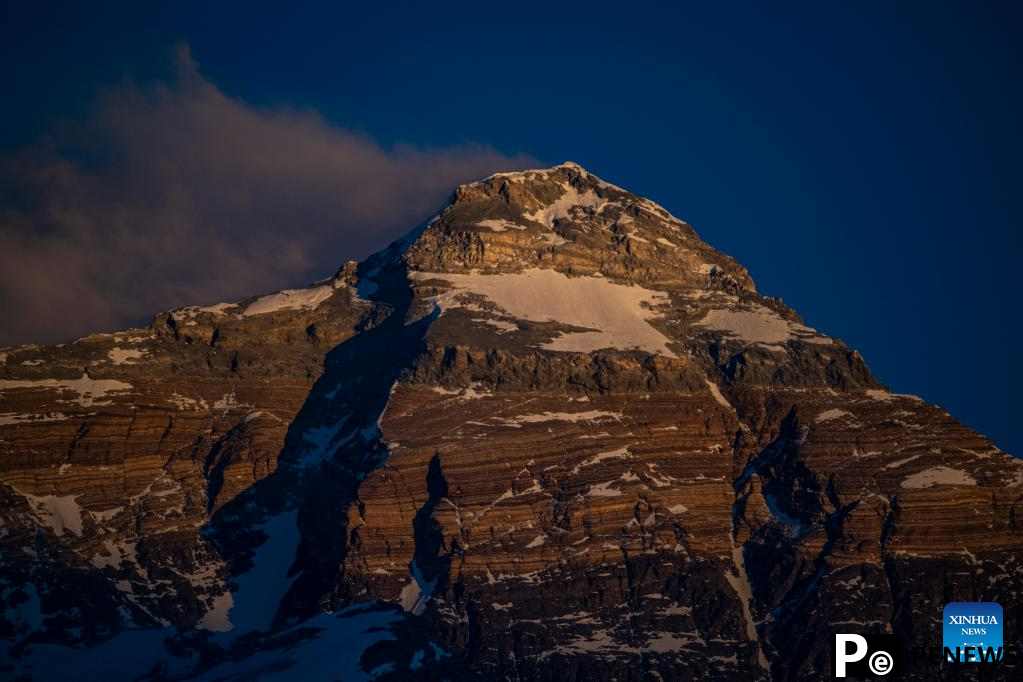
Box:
[404,161,756,293]
[1,165,1020,680]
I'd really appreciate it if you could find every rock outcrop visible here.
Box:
[1,163,1020,680]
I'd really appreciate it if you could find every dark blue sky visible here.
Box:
[2,2,1020,455]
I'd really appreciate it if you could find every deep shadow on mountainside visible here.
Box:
[1,163,1021,681]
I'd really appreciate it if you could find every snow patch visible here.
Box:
[213,393,241,410]
[882,454,921,470]
[725,541,769,669]
[224,510,301,633]
[525,534,547,549]
[412,268,676,356]
[243,285,334,316]
[902,466,977,489]
[399,561,436,616]
[167,393,208,411]
[199,302,236,315]
[90,538,140,570]
[865,389,922,403]
[477,218,526,232]
[815,408,853,424]
[300,419,348,465]
[197,592,234,632]
[696,307,831,346]
[524,185,611,227]
[173,301,238,319]
[476,318,519,333]
[107,347,146,364]
[19,492,83,536]
[498,410,621,427]
[572,446,631,473]
[705,379,733,410]
[431,384,492,400]
[586,481,623,497]
[0,374,133,406]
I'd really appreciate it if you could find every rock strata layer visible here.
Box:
[1,163,1020,681]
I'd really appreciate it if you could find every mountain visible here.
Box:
[1,162,1020,681]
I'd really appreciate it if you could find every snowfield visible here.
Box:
[696,307,832,346]
[243,284,336,316]
[411,269,677,356]
[901,466,977,489]
[0,374,134,406]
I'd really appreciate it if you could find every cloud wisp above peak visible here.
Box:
[0,45,536,347]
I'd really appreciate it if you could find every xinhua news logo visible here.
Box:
[833,634,901,677]
[943,601,1003,662]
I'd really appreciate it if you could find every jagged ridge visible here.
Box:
[1,164,1021,681]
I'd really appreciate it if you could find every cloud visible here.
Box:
[0,45,536,347]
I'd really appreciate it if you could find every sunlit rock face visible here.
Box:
[1,163,1021,681]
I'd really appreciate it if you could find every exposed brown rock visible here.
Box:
[1,163,1020,680]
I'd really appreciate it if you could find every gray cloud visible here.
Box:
[0,46,536,346]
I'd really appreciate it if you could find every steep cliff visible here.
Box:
[2,163,1020,680]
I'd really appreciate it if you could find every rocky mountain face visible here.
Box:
[1,162,1021,681]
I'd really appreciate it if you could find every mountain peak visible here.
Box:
[3,159,1020,681]
[376,165,853,364]
[402,164,757,295]
[474,160,591,185]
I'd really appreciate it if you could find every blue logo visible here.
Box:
[943,602,1003,662]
